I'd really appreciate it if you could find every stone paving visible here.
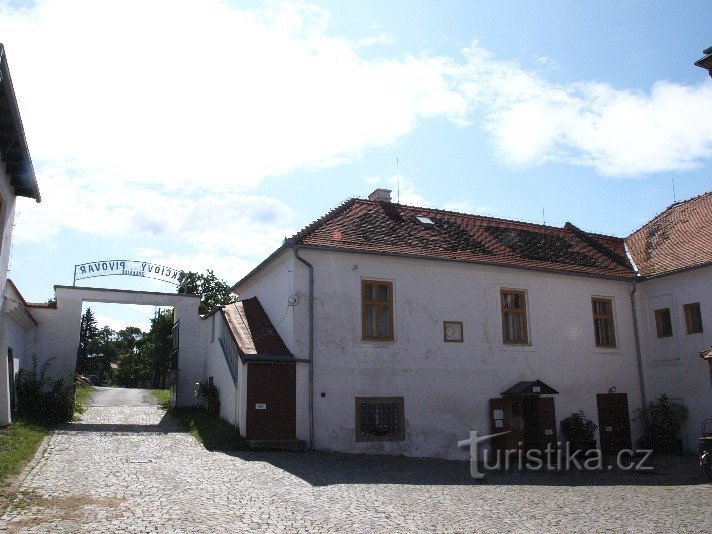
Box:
[1,388,710,533]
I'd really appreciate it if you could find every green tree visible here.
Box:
[86,326,118,384]
[76,308,99,375]
[142,309,174,388]
[178,269,236,314]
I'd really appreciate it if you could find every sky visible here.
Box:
[1,0,711,331]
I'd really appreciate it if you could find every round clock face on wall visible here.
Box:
[444,321,463,342]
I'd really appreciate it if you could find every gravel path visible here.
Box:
[1,388,710,532]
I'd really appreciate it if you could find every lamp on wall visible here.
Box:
[608,386,617,394]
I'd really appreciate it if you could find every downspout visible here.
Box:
[630,281,647,408]
[292,245,314,450]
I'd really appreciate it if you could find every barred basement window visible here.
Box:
[683,303,703,334]
[592,297,616,348]
[355,397,405,442]
[654,308,673,338]
[501,289,529,344]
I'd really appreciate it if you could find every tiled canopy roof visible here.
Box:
[625,191,712,278]
[221,298,293,362]
[290,199,634,279]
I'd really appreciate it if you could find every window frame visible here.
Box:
[654,308,673,338]
[354,396,405,442]
[591,297,617,348]
[361,279,394,341]
[500,288,529,345]
[683,302,703,335]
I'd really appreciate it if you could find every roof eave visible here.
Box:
[0,44,40,203]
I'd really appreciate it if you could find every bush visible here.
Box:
[15,355,74,424]
[560,410,597,448]
[195,379,220,416]
[635,393,688,453]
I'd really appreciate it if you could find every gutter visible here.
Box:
[624,242,647,408]
[291,243,314,450]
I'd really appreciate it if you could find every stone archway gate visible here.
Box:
[29,285,202,407]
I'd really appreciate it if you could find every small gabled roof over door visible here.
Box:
[501,379,559,396]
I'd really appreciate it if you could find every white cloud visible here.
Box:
[0,0,467,192]
[452,43,712,176]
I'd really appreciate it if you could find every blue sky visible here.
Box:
[1,0,711,331]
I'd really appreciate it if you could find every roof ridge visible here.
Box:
[626,189,712,239]
[357,198,623,238]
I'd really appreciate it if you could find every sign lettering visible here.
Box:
[74,260,187,286]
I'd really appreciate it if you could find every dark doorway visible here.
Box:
[7,348,15,416]
[245,362,296,440]
[597,392,632,456]
[490,395,557,452]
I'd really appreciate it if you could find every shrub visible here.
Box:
[560,410,598,444]
[635,393,688,453]
[196,379,220,416]
[15,355,75,424]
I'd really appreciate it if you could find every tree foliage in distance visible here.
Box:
[76,308,99,375]
[178,269,237,314]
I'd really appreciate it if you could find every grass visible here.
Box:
[169,407,249,451]
[0,418,51,485]
[150,388,171,409]
[73,382,95,417]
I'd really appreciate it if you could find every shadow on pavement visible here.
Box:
[224,449,707,487]
[56,411,180,434]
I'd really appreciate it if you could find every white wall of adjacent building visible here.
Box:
[0,166,18,426]
[636,265,712,451]
[238,247,645,460]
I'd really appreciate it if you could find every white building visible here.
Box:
[626,192,712,450]
[0,44,42,426]
[204,188,654,459]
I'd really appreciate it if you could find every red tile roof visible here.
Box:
[290,199,635,279]
[625,191,712,277]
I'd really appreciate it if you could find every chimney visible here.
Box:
[368,188,392,203]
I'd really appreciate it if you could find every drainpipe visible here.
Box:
[292,245,314,450]
[630,281,647,408]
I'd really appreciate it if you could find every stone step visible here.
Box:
[248,439,308,451]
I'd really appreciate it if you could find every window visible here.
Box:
[355,397,405,442]
[592,297,616,348]
[683,303,703,334]
[362,280,393,340]
[500,289,528,344]
[654,308,673,338]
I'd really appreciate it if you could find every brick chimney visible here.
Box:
[368,188,392,202]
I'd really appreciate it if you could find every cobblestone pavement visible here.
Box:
[2,390,710,533]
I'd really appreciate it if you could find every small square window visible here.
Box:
[683,303,703,334]
[654,308,673,338]
[355,397,405,442]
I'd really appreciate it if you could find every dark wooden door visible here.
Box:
[246,362,296,440]
[489,398,524,451]
[536,396,558,451]
[597,393,632,456]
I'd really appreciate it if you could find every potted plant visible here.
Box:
[635,393,688,454]
[560,410,598,453]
